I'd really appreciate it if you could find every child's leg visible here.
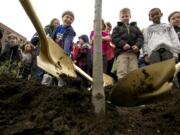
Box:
[107,58,114,75]
[116,52,128,80]
[103,55,108,73]
[128,53,138,73]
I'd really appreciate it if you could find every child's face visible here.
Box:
[149,9,162,24]
[120,12,131,24]
[25,44,32,52]
[79,39,85,45]
[105,25,112,33]
[62,14,74,26]
[52,20,60,29]
[8,36,17,45]
[170,13,180,27]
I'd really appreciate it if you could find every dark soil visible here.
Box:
[0,75,180,135]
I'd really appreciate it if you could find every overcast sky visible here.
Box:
[0,0,179,41]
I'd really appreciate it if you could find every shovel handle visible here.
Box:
[73,64,93,82]
[19,0,47,52]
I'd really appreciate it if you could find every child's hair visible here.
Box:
[168,11,180,22]
[62,11,74,20]
[8,33,17,40]
[50,18,59,27]
[78,34,89,43]
[21,41,35,55]
[149,8,162,17]
[106,22,112,29]
[102,19,106,30]
[120,8,131,15]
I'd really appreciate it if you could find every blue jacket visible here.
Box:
[52,25,76,55]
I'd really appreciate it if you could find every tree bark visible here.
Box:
[92,0,105,114]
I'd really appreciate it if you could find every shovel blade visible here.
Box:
[45,37,77,78]
[110,59,175,106]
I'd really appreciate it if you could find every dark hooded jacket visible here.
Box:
[112,22,144,56]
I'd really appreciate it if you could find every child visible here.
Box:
[0,33,21,76]
[90,19,111,73]
[18,42,35,79]
[168,11,180,87]
[112,8,144,79]
[72,34,92,75]
[105,22,116,75]
[51,11,76,87]
[45,18,60,36]
[143,8,180,64]
[168,11,180,41]
[52,11,76,56]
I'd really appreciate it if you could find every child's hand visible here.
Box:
[110,43,116,48]
[123,44,131,50]
[73,60,77,64]
[102,35,111,41]
[132,45,139,53]
[55,38,61,44]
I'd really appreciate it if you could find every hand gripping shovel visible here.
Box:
[19,0,114,87]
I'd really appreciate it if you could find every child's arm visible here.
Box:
[142,28,149,56]
[51,27,58,41]
[132,26,144,53]
[72,44,79,63]
[112,26,127,49]
[135,27,144,49]
[169,25,180,55]
[102,35,111,42]
[63,35,75,56]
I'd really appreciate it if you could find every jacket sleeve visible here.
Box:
[63,35,74,55]
[63,28,76,56]
[112,26,126,49]
[135,27,144,49]
[142,28,149,56]
[51,27,58,40]
[169,25,180,55]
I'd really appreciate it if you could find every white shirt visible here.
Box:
[143,23,180,57]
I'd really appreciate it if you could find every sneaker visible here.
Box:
[41,74,52,86]
[58,77,66,87]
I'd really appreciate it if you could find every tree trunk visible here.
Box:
[92,0,105,114]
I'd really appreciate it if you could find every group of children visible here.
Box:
[112,8,180,80]
[0,8,179,87]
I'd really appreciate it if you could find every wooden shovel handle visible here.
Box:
[19,0,48,53]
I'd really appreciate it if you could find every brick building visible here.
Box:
[0,22,27,52]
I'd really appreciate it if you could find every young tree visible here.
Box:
[92,0,105,114]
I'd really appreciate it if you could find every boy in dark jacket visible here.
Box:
[0,33,21,76]
[112,8,144,79]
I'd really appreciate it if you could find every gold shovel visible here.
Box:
[110,59,176,106]
[19,0,76,78]
[19,0,114,87]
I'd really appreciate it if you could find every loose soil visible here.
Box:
[0,75,180,135]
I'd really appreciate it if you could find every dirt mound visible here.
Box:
[0,75,180,135]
